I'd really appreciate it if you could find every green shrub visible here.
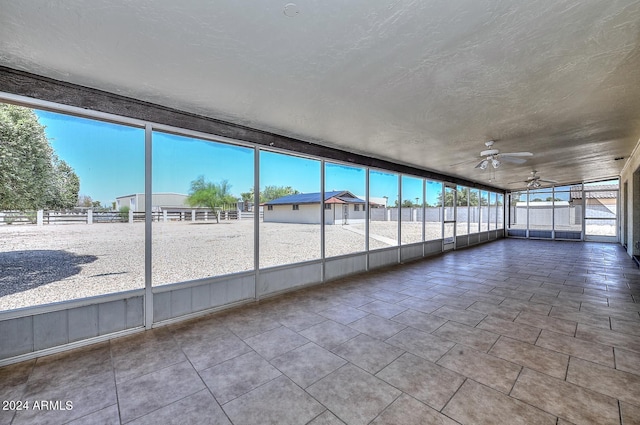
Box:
[26,211,37,224]
[119,206,130,222]
[4,212,16,225]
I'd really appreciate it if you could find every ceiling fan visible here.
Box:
[510,170,559,188]
[474,140,533,169]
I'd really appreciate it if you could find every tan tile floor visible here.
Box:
[1,239,640,424]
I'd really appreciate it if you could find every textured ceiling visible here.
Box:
[1,0,640,189]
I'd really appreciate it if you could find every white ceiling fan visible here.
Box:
[510,170,559,188]
[475,140,533,169]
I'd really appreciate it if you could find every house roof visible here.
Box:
[570,184,618,199]
[264,191,365,205]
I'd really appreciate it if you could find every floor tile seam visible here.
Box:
[119,386,208,425]
[6,409,16,425]
[617,400,624,425]
[437,377,468,415]
[507,369,588,424]
[372,361,457,413]
[358,388,404,425]
[216,371,284,409]
[437,342,527,382]
[328,330,363,352]
[534,334,616,367]
[303,409,333,425]
[64,403,118,425]
[573,329,640,353]
[563,370,640,414]
[112,353,193,387]
[109,340,124,425]
[430,342,458,367]
[567,354,640,384]
[270,349,346,390]
[6,362,36,403]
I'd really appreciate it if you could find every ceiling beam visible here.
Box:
[0,66,502,193]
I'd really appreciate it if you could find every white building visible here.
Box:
[263,191,367,225]
[115,193,193,213]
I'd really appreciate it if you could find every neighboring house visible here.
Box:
[356,195,387,208]
[263,191,366,224]
[570,184,618,216]
[115,193,200,213]
[514,184,618,227]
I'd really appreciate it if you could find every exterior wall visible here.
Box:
[264,203,365,224]
[263,204,320,224]
[115,193,190,212]
[331,204,366,224]
[621,139,640,256]
[371,207,443,222]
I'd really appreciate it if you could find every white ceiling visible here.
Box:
[1,0,640,189]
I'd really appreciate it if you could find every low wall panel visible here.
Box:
[258,263,322,297]
[369,248,399,270]
[401,244,423,262]
[324,254,367,281]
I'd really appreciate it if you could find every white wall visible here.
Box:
[264,203,366,224]
[263,204,320,224]
[620,138,640,256]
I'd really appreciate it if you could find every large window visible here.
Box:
[506,180,618,240]
[324,163,366,257]
[152,132,254,285]
[369,170,399,249]
[553,185,580,234]
[469,188,480,233]
[489,192,497,230]
[456,186,469,236]
[527,188,553,232]
[0,104,144,310]
[584,179,619,238]
[260,151,320,267]
[480,190,489,232]
[426,180,443,240]
[497,194,504,229]
[401,176,424,245]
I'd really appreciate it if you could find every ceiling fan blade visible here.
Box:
[474,159,486,169]
[449,158,478,167]
[500,156,528,165]
[500,152,534,157]
[539,179,558,183]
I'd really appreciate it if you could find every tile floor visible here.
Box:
[1,239,640,425]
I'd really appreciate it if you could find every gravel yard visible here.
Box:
[0,220,442,310]
[4,218,611,311]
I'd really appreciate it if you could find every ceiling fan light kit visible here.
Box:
[523,170,559,188]
[475,140,533,170]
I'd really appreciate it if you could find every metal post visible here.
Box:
[365,168,370,271]
[254,148,260,298]
[398,175,402,263]
[144,123,153,329]
[321,160,325,282]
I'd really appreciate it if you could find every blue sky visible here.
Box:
[36,110,441,206]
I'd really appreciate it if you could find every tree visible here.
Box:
[46,157,80,209]
[261,185,299,203]
[1,104,53,210]
[0,104,79,210]
[78,194,94,208]
[187,176,238,222]
[437,188,481,207]
[395,199,418,208]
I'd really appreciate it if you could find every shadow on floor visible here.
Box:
[0,250,97,297]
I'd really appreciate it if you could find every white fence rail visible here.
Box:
[0,210,264,226]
